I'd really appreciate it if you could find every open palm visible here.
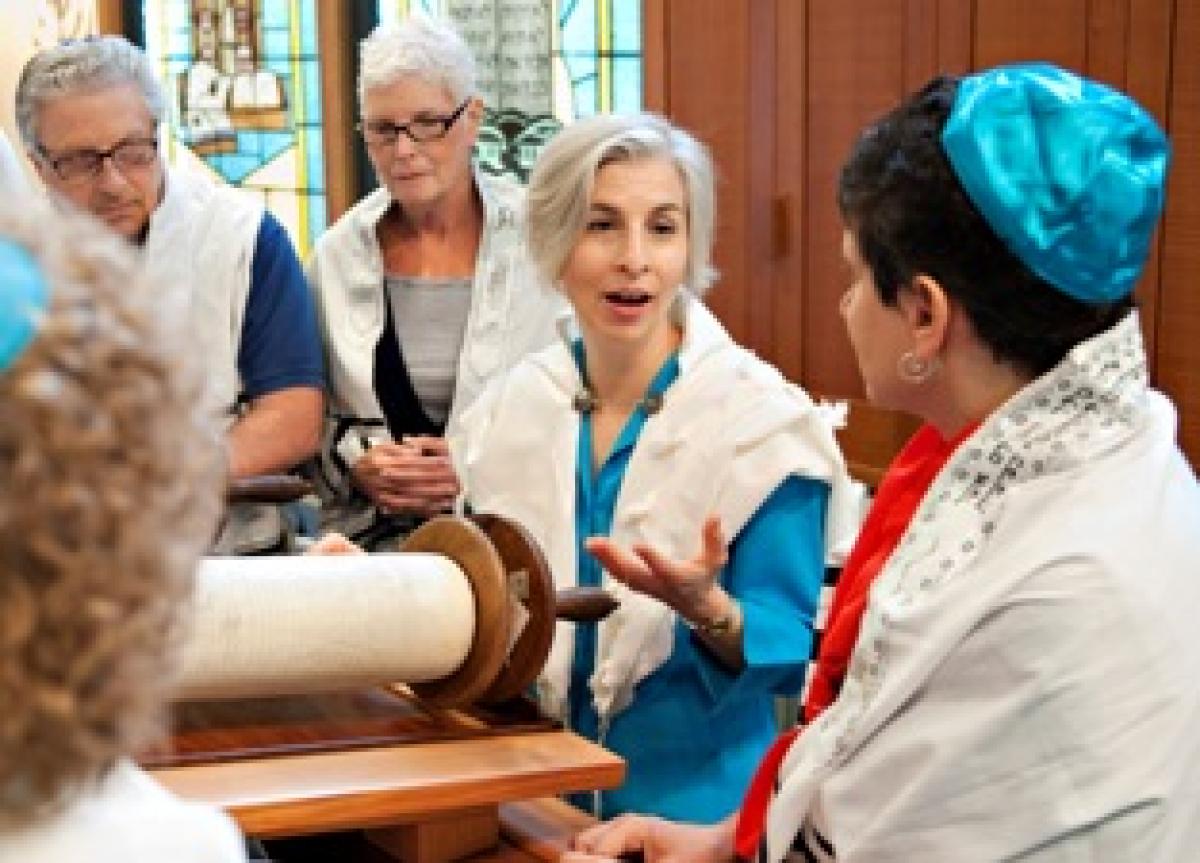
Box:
[585,515,728,623]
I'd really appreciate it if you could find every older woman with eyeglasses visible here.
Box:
[309,15,560,548]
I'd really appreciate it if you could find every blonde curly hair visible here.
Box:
[0,201,224,827]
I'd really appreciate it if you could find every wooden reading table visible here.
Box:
[148,514,622,861]
[147,689,621,862]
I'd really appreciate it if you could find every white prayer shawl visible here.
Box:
[143,166,261,420]
[143,167,271,553]
[0,760,245,862]
[766,313,1200,862]
[452,294,860,724]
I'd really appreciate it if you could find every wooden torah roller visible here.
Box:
[174,514,616,709]
[225,474,314,504]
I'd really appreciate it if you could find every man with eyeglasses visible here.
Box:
[307,16,559,550]
[16,35,324,555]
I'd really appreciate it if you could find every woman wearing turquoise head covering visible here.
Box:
[565,64,1200,863]
[0,203,247,860]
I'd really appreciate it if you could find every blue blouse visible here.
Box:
[567,344,829,822]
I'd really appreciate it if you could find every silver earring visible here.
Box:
[897,350,939,384]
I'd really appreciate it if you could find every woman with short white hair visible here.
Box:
[452,112,857,822]
[310,15,559,548]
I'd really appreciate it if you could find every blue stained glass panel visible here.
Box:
[143,0,326,255]
[611,0,640,53]
[376,0,642,124]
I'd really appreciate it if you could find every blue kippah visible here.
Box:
[941,62,1170,304]
[0,237,49,372]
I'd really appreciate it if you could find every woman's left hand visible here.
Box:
[585,515,731,625]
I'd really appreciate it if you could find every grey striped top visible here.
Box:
[385,275,473,425]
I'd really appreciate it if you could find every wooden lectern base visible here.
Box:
[146,689,622,862]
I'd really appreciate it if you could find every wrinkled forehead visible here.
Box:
[361,74,459,118]
[34,83,156,148]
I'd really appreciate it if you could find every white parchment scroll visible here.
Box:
[172,553,476,700]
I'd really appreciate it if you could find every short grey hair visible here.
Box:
[15,35,164,151]
[358,16,477,108]
[526,113,717,295]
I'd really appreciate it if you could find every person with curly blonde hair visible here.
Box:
[0,201,246,860]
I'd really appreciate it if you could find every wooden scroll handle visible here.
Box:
[401,514,619,707]
[555,586,620,623]
[226,475,314,504]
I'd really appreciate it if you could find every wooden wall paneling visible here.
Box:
[663,0,755,348]
[772,0,806,383]
[1120,0,1175,372]
[802,0,910,399]
[1122,0,1174,124]
[1085,0,1131,88]
[745,1,779,361]
[642,0,668,113]
[1159,0,1200,468]
[973,0,1088,69]
[96,0,124,34]
[902,0,942,91]
[901,0,973,91]
[317,2,357,224]
[935,0,974,74]
[1083,0,1169,370]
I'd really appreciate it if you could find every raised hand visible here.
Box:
[585,515,731,626]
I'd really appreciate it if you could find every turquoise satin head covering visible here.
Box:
[0,237,49,372]
[941,62,1170,304]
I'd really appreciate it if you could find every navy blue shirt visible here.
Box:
[238,213,324,399]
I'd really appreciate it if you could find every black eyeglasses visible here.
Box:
[357,99,471,146]
[36,137,159,185]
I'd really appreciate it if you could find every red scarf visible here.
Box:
[734,422,976,861]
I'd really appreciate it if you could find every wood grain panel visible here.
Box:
[153,730,623,838]
[642,0,668,113]
[1121,0,1174,371]
[902,0,973,90]
[664,0,753,347]
[654,0,1195,468]
[317,2,357,224]
[499,797,597,862]
[1158,0,1200,466]
[803,0,909,398]
[936,0,974,73]
[141,691,555,769]
[96,0,123,34]
[772,0,807,382]
[746,1,779,360]
[973,0,1088,68]
[1085,0,1130,88]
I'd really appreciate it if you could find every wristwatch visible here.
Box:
[693,599,740,637]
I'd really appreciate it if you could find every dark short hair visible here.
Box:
[837,76,1133,378]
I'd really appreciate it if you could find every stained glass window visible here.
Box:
[142,0,326,256]
[375,1,642,182]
